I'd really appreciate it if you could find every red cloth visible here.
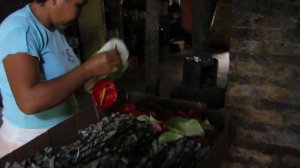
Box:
[181,0,192,33]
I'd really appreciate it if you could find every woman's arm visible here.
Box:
[3,50,120,114]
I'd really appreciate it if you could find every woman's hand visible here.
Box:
[82,48,121,78]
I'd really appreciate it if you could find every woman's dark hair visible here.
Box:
[35,0,47,3]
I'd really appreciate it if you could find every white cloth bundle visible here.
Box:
[84,38,129,93]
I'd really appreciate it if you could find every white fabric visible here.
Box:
[0,119,48,158]
[0,135,20,159]
[84,38,129,93]
[99,38,129,67]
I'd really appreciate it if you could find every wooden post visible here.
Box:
[78,0,106,60]
[145,0,160,95]
[191,0,212,56]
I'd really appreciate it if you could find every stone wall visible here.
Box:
[221,0,300,167]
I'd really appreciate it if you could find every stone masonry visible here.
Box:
[221,0,300,167]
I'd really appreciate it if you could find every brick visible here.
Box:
[233,0,300,17]
[231,39,300,58]
[230,39,263,53]
[229,59,273,77]
[234,14,298,29]
[228,0,300,166]
[281,107,300,129]
[232,28,280,41]
[220,145,300,168]
[230,50,300,67]
[226,98,300,116]
[255,86,299,105]
[225,94,254,108]
[264,42,300,56]
[226,83,299,105]
[222,147,300,168]
[225,82,253,98]
[229,51,252,63]
[228,72,300,90]
[228,58,300,85]
[234,14,265,29]
[233,0,265,15]
[226,145,272,166]
[267,1,300,18]
[274,155,300,168]
[285,28,300,43]
[276,0,300,6]
[224,104,284,127]
[258,99,300,111]
[234,126,300,152]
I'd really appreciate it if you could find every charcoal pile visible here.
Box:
[5,108,220,168]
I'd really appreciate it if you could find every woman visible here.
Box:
[0,0,121,158]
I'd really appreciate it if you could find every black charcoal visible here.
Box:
[5,112,217,168]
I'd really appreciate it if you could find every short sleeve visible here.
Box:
[0,26,40,59]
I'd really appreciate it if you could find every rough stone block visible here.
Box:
[233,0,300,18]
[224,103,284,127]
[221,146,300,167]
[234,125,300,152]
[224,145,272,167]
[234,14,298,29]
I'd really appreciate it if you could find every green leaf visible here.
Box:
[166,117,204,136]
[137,115,161,126]
[158,131,184,144]
[201,119,213,129]
[137,114,151,124]
[168,127,184,135]
[149,115,161,123]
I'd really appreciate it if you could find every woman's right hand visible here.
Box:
[82,48,121,78]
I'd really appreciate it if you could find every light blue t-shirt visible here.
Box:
[0,4,81,129]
